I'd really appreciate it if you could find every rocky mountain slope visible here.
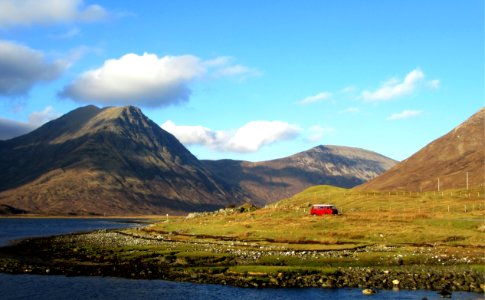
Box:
[203,145,397,204]
[357,107,485,191]
[0,105,246,215]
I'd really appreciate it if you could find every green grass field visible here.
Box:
[150,185,485,248]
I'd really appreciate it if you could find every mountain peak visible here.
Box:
[98,105,143,119]
[203,144,397,205]
[31,105,152,144]
[0,105,240,215]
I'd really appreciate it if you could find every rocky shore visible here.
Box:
[0,229,483,294]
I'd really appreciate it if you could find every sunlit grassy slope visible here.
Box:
[152,185,485,247]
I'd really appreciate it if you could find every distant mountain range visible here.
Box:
[358,107,485,191]
[203,145,396,205]
[0,105,396,215]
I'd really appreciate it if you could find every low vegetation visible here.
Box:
[152,185,485,247]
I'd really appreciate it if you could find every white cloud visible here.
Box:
[298,92,332,105]
[28,106,59,126]
[227,121,301,152]
[0,40,65,97]
[59,53,203,107]
[59,53,257,108]
[161,120,219,146]
[204,56,260,79]
[386,109,422,121]
[0,106,59,140]
[161,120,301,153]
[306,125,335,142]
[202,56,232,67]
[362,68,438,102]
[214,65,260,78]
[362,69,424,101]
[0,0,108,28]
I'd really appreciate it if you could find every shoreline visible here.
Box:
[0,229,483,294]
[0,214,174,219]
[1,259,482,293]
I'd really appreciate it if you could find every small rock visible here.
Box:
[362,288,376,295]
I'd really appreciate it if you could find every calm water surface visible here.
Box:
[0,218,482,300]
[0,217,141,246]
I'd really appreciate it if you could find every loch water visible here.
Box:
[0,218,481,300]
[0,217,141,246]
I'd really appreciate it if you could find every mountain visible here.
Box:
[0,105,247,215]
[357,107,485,191]
[202,145,397,205]
[0,105,398,215]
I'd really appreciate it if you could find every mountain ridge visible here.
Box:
[0,105,397,215]
[357,107,485,191]
[203,145,397,204]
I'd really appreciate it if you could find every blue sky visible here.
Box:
[0,0,483,162]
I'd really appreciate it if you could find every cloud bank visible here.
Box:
[0,0,108,28]
[0,106,59,140]
[161,120,301,153]
[0,40,65,97]
[60,53,257,108]
[59,53,203,107]
[0,118,35,140]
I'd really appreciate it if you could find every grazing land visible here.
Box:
[0,185,484,293]
[157,185,485,246]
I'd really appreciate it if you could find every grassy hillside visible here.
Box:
[151,185,485,247]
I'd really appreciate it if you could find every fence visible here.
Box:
[290,189,485,215]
